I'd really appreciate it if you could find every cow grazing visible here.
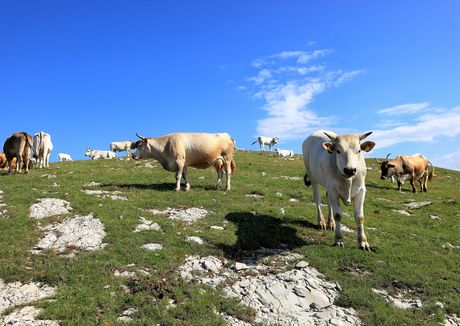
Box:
[0,153,7,170]
[3,132,34,174]
[252,136,279,151]
[303,130,375,250]
[275,148,294,158]
[85,149,116,160]
[376,153,434,193]
[110,141,133,155]
[33,131,53,168]
[132,132,236,191]
[58,153,73,162]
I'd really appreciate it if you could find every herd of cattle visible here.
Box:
[0,130,435,249]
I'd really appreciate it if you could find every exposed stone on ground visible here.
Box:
[0,190,7,218]
[392,209,411,216]
[144,163,154,169]
[245,194,263,199]
[276,192,283,197]
[372,288,422,309]
[32,214,106,254]
[178,250,361,325]
[442,242,460,249]
[0,306,59,325]
[210,225,224,230]
[289,198,299,203]
[81,189,128,201]
[341,224,354,233]
[142,243,163,251]
[429,215,441,220]
[146,207,209,224]
[117,308,137,323]
[220,313,252,326]
[30,198,72,219]
[40,174,56,179]
[186,236,204,245]
[133,217,161,232]
[0,279,57,314]
[404,201,432,209]
[276,176,302,181]
[85,181,102,187]
[444,314,460,326]
[114,270,137,278]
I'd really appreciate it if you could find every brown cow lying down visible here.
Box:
[377,153,435,192]
[3,132,34,174]
[132,132,236,191]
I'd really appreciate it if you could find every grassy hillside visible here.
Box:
[0,151,459,325]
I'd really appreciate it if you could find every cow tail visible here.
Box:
[26,134,34,149]
[231,158,236,175]
[304,174,311,187]
[428,161,435,181]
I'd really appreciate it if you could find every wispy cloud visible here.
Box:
[373,106,460,148]
[246,49,361,140]
[434,150,460,171]
[377,102,430,115]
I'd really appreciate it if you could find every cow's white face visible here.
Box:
[322,132,375,179]
[84,149,93,157]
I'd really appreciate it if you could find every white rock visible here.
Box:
[235,262,249,271]
[404,201,432,209]
[392,209,411,216]
[1,306,59,325]
[289,198,299,203]
[133,217,161,232]
[295,261,309,269]
[147,207,209,224]
[142,243,163,251]
[210,226,224,230]
[30,198,72,219]
[186,236,204,245]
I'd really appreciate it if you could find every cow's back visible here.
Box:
[400,155,429,175]
[302,130,335,186]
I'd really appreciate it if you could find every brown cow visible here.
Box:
[8,157,34,171]
[3,132,34,174]
[377,153,435,192]
[0,152,7,169]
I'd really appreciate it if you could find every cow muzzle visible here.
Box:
[343,168,356,178]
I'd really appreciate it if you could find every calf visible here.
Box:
[303,130,375,250]
[58,153,73,162]
[275,148,294,157]
[132,132,236,191]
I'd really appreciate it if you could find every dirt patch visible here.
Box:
[32,214,106,255]
[30,198,72,219]
[146,207,209,224]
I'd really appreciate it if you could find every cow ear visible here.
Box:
[360,141,375,152]
[322,142,335,154]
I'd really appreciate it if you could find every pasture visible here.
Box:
[0,150,459,325]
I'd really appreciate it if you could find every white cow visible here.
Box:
[110,141,133,155]
[252,136,279,151]
[302,130,375,250]
[85,148,116,160]
[33,131,53,168]
[275,149,294,157]
[58,153,73,162]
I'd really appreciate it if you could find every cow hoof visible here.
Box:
[185,187,191,192]
[334,241,345,247]
[359,242,371,251]
[174,188,181,192]
[327,222,336,231]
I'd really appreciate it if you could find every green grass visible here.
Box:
[0,151,459,325]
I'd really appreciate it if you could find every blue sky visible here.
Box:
[1,1,459,170]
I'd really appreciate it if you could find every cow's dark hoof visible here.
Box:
[334,241,345,247]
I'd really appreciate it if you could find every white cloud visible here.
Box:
[377,102,430,115]
[434,150,460,171]
[372,106,460,148]
[246,49,361,141]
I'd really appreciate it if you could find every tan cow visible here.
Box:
[0,152,7,170]
[377,153,434,193]
[8,157,34,170]
[3,132,33,174]
[132,132,236,191]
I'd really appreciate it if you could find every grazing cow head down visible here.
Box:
[322,132,375,178]
[375,153,395,180]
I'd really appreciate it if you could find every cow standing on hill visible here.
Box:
[110,141,133,156]
[303,130,375,250]
[58,153,73,162]
[3,132,34,174]
[132,132,236,191]
[252,136,279,151]
[376,153,434,193]
[33,131,53,168]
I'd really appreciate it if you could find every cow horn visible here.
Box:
[375,158,383,164]
[358,131,373,140]
[324,132,336,141]
[385,153,391,161]
[135,132,145,140]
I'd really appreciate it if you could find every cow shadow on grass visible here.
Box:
[217,212,311,261]
[101,182,217,192]
[366,183,412,192]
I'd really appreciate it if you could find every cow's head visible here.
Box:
[272,137,279,145]
[376,153,396,180]
[322,132,375,179]
[84,148,93,157]
[135,133,150,152]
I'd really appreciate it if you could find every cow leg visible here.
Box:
[16,155,23,174]
[7,159,13,174]
[326,193,335,230]
[225,160,232,191]
[352,188,370,251]
[409,176,416,193]
[328,191,344,247]
[312,184,326,230]
[182,167,191,191]
[175,159,185,191]
[397,180,402,192]
[216,168,223,190]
